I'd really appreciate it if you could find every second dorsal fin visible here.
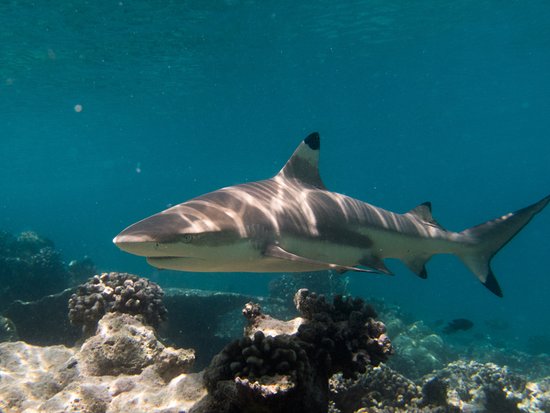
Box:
[407,202,445,229]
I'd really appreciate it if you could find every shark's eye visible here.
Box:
[182,234,193,243]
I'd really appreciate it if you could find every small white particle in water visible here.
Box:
[74,104,83,112]
[136,162,142,174]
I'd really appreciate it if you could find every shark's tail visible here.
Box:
[456,194,549,297]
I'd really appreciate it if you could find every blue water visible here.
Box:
[1,1,549,346]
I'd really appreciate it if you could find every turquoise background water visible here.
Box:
[1,1,549,345]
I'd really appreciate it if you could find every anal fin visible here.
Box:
[264,245,380,274]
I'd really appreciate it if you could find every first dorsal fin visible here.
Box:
[277,132,326,189]
[407,202,445,230]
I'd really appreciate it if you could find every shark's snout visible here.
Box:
[113,211,196,258]
[113,232,155,257]
[113,233,147,245]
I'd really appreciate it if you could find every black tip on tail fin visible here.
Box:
[483,268,503,297]
[458,194,549,297]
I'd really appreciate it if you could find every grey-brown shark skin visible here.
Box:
[113,132,550,297]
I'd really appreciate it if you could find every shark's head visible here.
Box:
[114,209,197,258]
[113,132,324,272]
[112,198,250,271]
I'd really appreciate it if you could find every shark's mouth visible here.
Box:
[146,256,199,261]
[146,256,207,271]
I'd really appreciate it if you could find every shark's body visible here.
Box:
[114,133,549,297]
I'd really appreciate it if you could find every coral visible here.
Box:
[383,317,454,380]
[68,272,167,334]
[294,289,392,377]
[0,230,68,305]
[15,230,55,256]
[201,289,393,412]
[420,360,530,413]
[329,360,550,413]
[329,365,423,413]
[203,331,316,412]
[1,301,550,413]
[4,284,268,368]
[78,312,194,379]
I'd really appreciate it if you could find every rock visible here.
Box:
[0,313,202,413]
[0,342,77,412]
[78,312,194,377]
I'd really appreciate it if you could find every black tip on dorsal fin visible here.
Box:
[304,132,320,150]
[277,132,325,189]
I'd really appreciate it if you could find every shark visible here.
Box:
[113,132,549,297]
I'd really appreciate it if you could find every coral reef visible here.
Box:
[389,319,453,380]
[0,312,200,413]
[329,365,423,413]
[420,360,536,413]
[202,289,393,413]
[1,282,549,413]
[329,360,550,413]
[0,230,96,307]
[68,272,167,334]
[0,230,65,304]
[2,282,265,367]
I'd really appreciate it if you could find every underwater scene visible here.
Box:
[1,1,550,412]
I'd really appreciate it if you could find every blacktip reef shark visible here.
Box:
[113,132,549,297]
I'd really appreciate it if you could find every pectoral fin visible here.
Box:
[359,256,394,275]
[264,245,379,274]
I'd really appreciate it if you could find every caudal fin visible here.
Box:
[457,194,550,297]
